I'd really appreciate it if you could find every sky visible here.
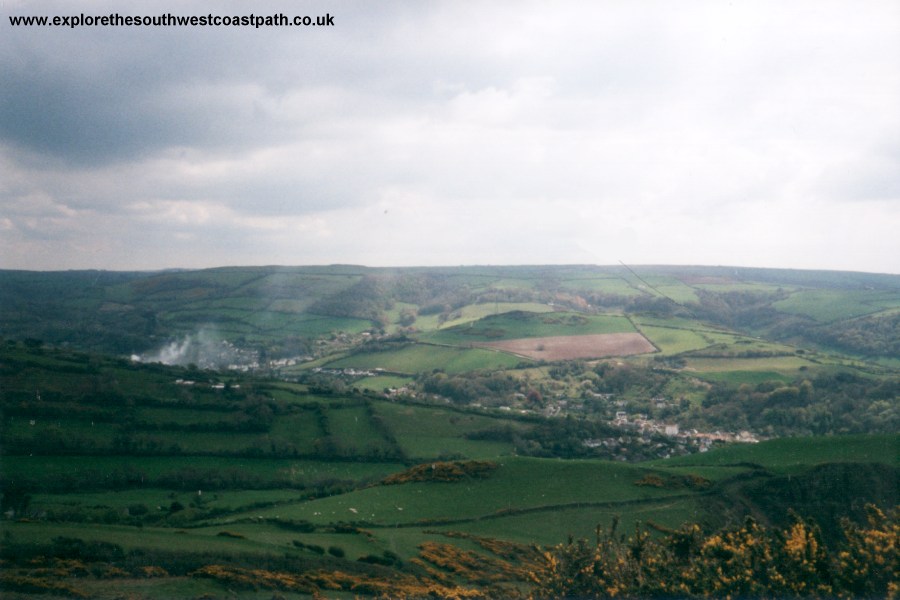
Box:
[1,1,899,273]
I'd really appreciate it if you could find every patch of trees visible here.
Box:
[2,294,162,355]
[808,311,900,357]
[476,287,544,305]
[308,276,393,324]
[353,334,413,353]
[693,373,900,436]
[464,425,520,443]
[583,291,637,309]
[744,462,899,543]
[293,540,326,554]
[540,358,897,439]
[357,550,401,566]
[684,346,795,359]
[2,428,110,456]
[692,289,789,330]
[129,418,268,434]
[2,465,151,495]
[418,371,521,405]
[389,273,465,306]
[262,335,312,360]
[688,288,899,359]
[627,295,679,315]
[591,362,669,396]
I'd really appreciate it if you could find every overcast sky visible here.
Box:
[2,1,899,273]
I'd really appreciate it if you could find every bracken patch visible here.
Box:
[382,460,499,485]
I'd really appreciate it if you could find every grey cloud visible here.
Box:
[2,4,353,165]
[1,0,898,272]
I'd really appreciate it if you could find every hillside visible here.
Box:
[0,342,896,598]
[1,264,899,597]
[2,265,898,364]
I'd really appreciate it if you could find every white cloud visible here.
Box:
[1,0,898,272]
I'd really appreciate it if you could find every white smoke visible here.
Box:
[152,336,195,365]
[137,327,257,369]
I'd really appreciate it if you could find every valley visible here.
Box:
[0,264,897,598]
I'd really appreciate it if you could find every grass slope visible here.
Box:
[422,311,635,344]
[220,457,704,528]
[324,343,524,374]
[654,434,899,473]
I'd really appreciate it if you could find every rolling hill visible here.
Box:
[2,265,898,366]
[0,340,897,597]
[1,264,898,597]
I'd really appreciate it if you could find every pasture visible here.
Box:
[354,374,413,391]
[417,301,555,332]
[222,457,705,527]
[684,356,817,382]
[421,496,711,545]
[635,325,714,355]
[372,402,527,459]
[422,311,636,344]
[773,289,895,322]
[557,276,645,295]
[324,343,524,374]
[655,434,899,473]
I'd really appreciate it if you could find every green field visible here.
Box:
[685,356,817,381]
[558,277,644,295]
[421,311,635,344]
[2,455,405,490]
[423,496,710,545]
[324,343,524,374]
[773,289,896,322]
[373,402,528,459]
[694,369,795,384]
[636,325,713,355]
[353,374,413,391]
[324,406,394,454]
[655,434,899,473]
[223,458,702,527]
[692,281,793,294]
[413,301,555,332]
[267,413,326,452]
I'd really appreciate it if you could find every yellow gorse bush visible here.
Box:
[533,505,898,599]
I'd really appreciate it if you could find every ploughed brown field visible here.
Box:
[476,332,656,360]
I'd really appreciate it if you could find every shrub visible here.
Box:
[533,505,899,599]
[216,531,245,539]
[382,460,498,485]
